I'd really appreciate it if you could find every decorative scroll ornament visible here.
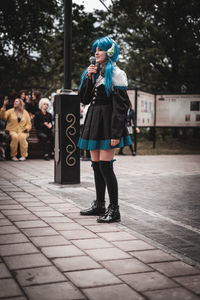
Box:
[65,113,76,166]
[55,114,60,165]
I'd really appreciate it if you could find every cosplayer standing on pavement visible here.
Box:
[0,98,32,161]
[78,36,132,223]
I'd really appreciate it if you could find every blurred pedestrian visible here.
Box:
[80,103,90,161]
[118,100,140,156]
[48,93,55,117]
[78,36,132,223]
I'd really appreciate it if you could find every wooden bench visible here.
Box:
[27,121,46,159]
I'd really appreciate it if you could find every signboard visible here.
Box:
[127,89,135,109]
[137,91,155,127]
[156,94,200,127]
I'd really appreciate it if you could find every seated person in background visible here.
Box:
[0,119,9,161]
[0,98,32,161]
[6,90,18,110]
[26,90,41,118]
[19,90,27,106]
[19,90,31,111]
[34,98,54,160]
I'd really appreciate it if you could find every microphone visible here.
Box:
[89,56,96,84]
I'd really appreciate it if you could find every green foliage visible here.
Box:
[0,0,61,98]
[0,0,59,56]
[0,1,98,98]
[102,0,200,93]
[0,0,200,100]
[71,5,98,87]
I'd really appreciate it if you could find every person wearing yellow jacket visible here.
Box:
[0,98,32,161]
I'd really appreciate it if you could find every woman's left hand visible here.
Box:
[136,127,140,133]
[110,139,120,147]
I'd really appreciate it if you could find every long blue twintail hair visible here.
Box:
[80,36,119,96]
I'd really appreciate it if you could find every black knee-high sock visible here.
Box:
[92,161,106,206]
[99,160,118,206]
[129,144,134,153]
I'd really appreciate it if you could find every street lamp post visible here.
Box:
[64,0,72,89]
[54,0,80,184]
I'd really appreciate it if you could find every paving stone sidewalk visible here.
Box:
[0,158,200,299]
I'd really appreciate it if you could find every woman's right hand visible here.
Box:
[88,64,98,79]
[3,99,9,106]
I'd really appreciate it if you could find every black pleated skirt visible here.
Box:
[78,103,132,150]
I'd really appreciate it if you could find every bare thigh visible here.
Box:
[90,149,115,162]
[90,150,100,162]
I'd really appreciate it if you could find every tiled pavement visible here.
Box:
[0,157,200,299]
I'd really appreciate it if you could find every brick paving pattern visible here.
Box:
[0,156,200,299]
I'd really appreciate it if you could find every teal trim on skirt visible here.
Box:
[78,135,132,150]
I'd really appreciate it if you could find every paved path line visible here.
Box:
[120,199,200,235]
[36,177,200,235]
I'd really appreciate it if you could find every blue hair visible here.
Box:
[80,36,119,96]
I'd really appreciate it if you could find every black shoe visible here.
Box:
[132,151,136,156]
[97,204,121,223]
[80,201,105,216]
[44,154,50,161]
